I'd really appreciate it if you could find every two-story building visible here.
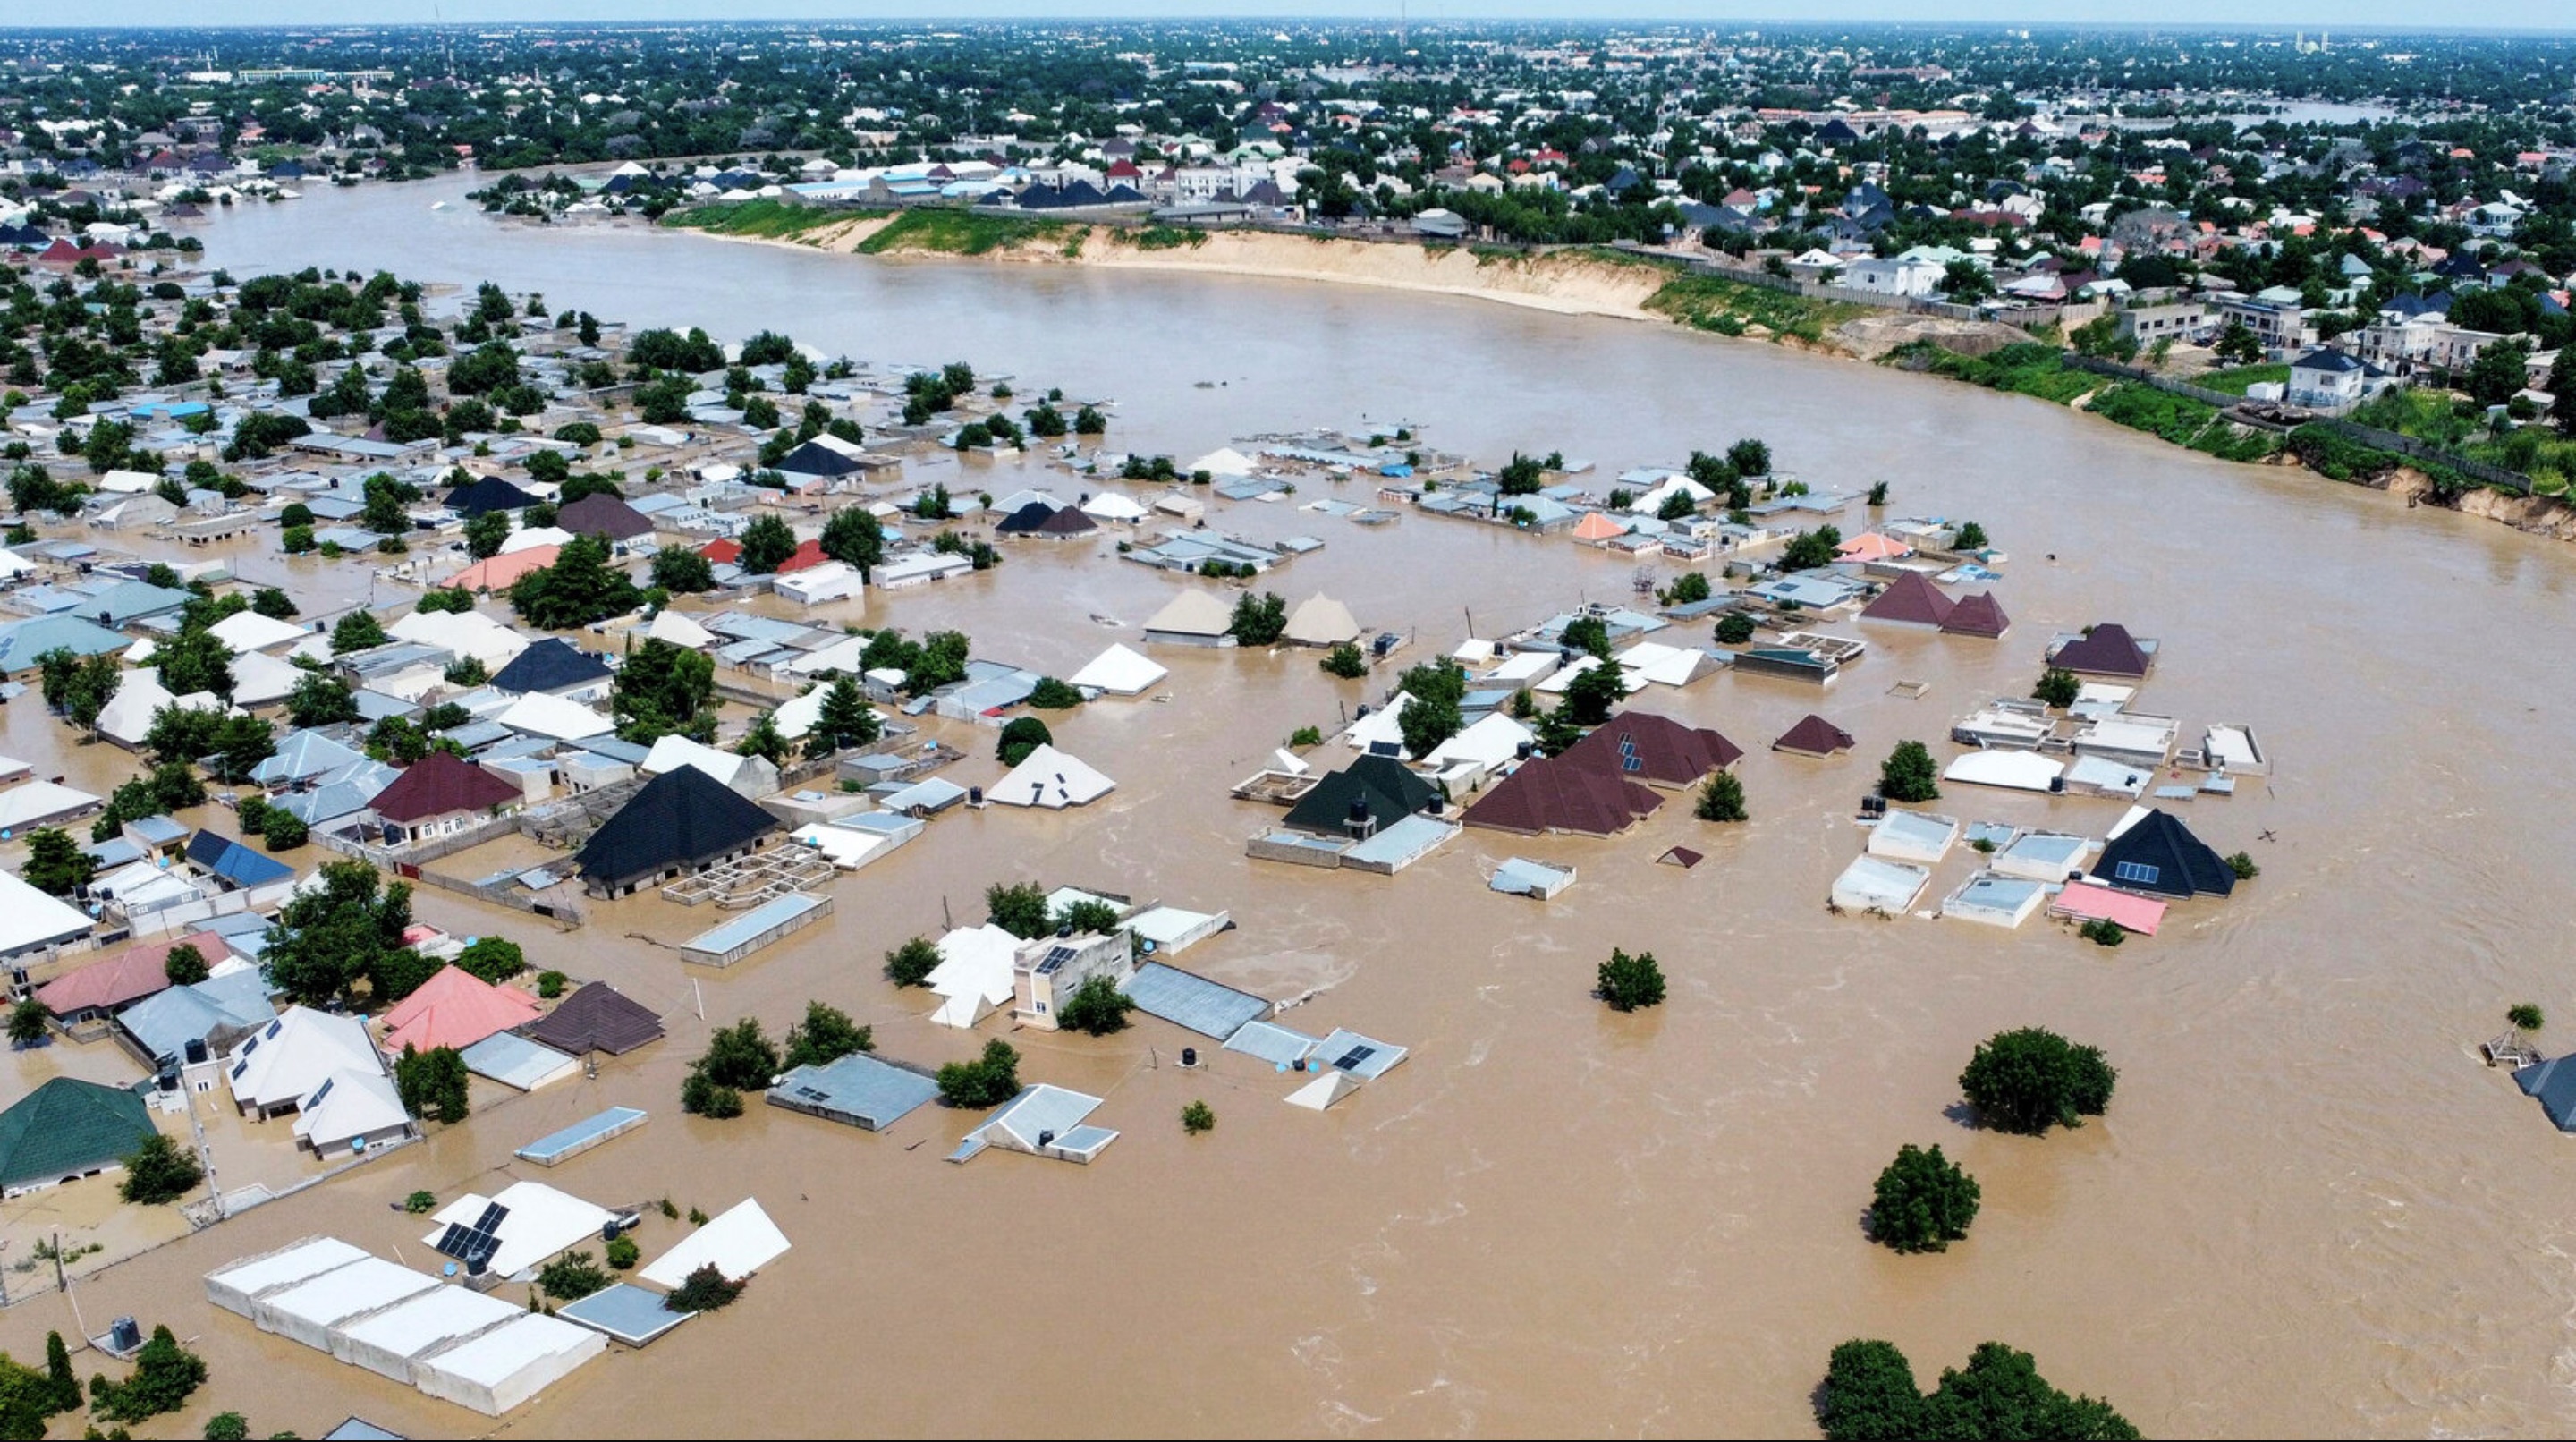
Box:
[1012,931,1132,1031]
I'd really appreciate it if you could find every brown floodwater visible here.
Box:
[3,173,2573,1439]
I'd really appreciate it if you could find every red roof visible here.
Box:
[36,932,224,1016]
[699,538,742,564]
[1773,714,1857,757]
[1558,710,1741,788]
[379,963,541,1055]
[369,751,523,823]
[1940,591,2012,639]
[776,539,827,573]
[1462,756,1662,836]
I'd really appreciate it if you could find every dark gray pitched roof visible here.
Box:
[2090,810,2235,899]
[489,638,612,695]
[575,766,780,889]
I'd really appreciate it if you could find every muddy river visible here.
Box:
[2,173,2572,1438]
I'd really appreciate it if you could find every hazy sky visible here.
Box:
[30,3,2576,34]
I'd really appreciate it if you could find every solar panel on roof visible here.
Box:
[265,1019,282,1039]
[308,1077,334,1106]
[1617,734,1641,773]
[476,1202,509,1232]
[796,1086,827,1101]
[1334,1044,1377,1071]
[433,1224,472,1258]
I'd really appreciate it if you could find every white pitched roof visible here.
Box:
[772,685,826,740]
[0,779,102,834]
[639,1199,790,1287]
[423,1182,616,1278]
[1283,593,1360,647]
[1189,447,1256,478]
[292,1066,407,1152]
[644,608,716,649]
[227,1006,385,1113]
[499,524,574,555]
[0,867,94,956]
[989,744,1114,809]
[230,649,305,708]
[641,734,775,795]
[1142,590,1232,637]
[1078,491,1148,522]
[1422,712,1535,769]
[389,609,530,671]
[1066,643,1166,695]
[208,610,309,653]
[496,691,613,742]
[926,923,1020,1025]
[97,668,225,748]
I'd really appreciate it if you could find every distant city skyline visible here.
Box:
[23,4,2576,37]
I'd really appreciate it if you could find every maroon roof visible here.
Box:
[369,751,523,823]
[554,491,653,541]
[520,981,665,1055]
[1461,756,1662,836]
[1558,710,1741,787]
[1773,713,1857,756]
[1860,571,1955,628]
[2050,623,2152,677]
[1941,591,2012,639]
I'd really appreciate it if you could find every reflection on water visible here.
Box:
[0,174,2571,1438]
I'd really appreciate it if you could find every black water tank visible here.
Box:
[156,1070,177,1092]
[1180,1047,1199,1067]
[1347,797,1370,824]
[602,1220,622,1243]
[969,785,984,805]
[1037,1130,1056,1149]
[108,1318,140,1353]
[183,1039,208,1065]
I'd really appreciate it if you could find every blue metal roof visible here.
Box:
[184,830,295,888]
[556,1283,694,1346]
[1121,963,1269,1040]
[516,1106,648,1165]
[767,1052,940,1131]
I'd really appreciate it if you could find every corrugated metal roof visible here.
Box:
[1121,963,1269,1040]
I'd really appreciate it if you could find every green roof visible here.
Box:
[0,1077,157,1192]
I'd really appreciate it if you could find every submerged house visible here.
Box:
[1858,571,1954,629]
[2048,623,2157,678]
[1282,755,1439,837]
[1773,713,1856,757]
[0,1077,158,1200]
[1141,590,1235,647]
[1557,711,1741,788]
[2090,809,2235,899]
[1460,756,1661,836]
[574,766,782,897]
[364,751,526,846]
[1013,931,1132,1031]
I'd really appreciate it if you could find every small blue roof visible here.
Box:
[460,1030,577,1090]
[1223,1020,1319,1068]
[1312,1028,1407,1081]
[769,1052,941,1131]
[0,614,131,670]
[556,1282,693,1346]
[184,830,296,888]
[516,1106,648,1165]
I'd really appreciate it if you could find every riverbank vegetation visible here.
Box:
[854,208,1072,257]
[1642,269,1866,344]
[662,199,847,240]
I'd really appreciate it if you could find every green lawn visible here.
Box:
[852,208,1072,256]
[661,199,847,240]
[1643,271,1868,344]
[2195,363,2289,396]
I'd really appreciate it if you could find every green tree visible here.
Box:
[163,944,209,988]
[886,937,941,988]
[260,860,419,1006]
[1028,677,1083,709]
[454,937,526,984]
[661,1263,746,1314]
[1878,741,1941,803]
[287,671,360,726]
[2031,667,2080,708]
[1959,1028,2117,1135]
[45,1330,80,1414]
[536,1250,609,1302]
[204,1411,250,1441]
[697,1018,781,1090]
[612,637,716,743]
[783,1001,873,1069]
[1953,521,1989,551]
[1560,615,1613,659]
[155,626,235,702]
[2213,318,2263,365]
[1726,437,1773,476]
[986,881,1052,939]
[996,716,1053,767]
[1055,974,1136,1037]
[1227,590,1288,645]
[1394,661,1467,758]
[7,999,47,1048]
[88,1325,206,1423]
[2465,339,2532,410]
[1869,1143,1979,1253]
[650,545,715,593]
[21,828,95,896]
[511,532,643,630]
[802,676,880,758]
[1818,1339,1925,1442]
[210,712,275,782]
[463,509,511,559]
[330,609,388,654]
[936,1038,1021,1108]
[818,506,884,579]
[1320,642,1368,678]
[679,1069,742,1119]
[1182,1100,1216,1135]
[1055,899,1123,935]
[2549,348,2576,437]
[1597,947,1666,1012]
[1715,612,1757,646]
[1917,1343,2140,1440]
[393,1044,471,1124]
[1940,259,1994,302]
[1695,771,1747,822]
[606,1235,640,1270]
[1562,659,1623,726]
[118,1132,205,1205]
[736,513,798,574]
[2509,1004,2546,1035]
[261,811,309,852]
[1661,571,1712,606]
[1780,525,1843,571]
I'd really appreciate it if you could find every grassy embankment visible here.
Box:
[1637,265,1870,344]
[2348,387,2573,496]
[1888,341,2280,463]
[661,199,851,240]
[852,208,1079,257]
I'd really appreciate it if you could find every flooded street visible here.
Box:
[4,173,2573,1438]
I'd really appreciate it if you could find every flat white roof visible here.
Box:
[639,1198,791,1287]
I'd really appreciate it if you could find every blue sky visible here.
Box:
[32,4,2576,33]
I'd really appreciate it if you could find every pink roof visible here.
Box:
[37,932,225,1015]
[2048,884,2165,936]
[378,963,542,1055]
[445,545,559,593]
[1572,512,1628,541]
[1835,532,1912,563]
